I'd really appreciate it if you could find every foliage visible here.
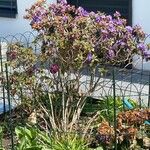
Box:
[83,96,138,122]
[94,109,150,149]
[15,125,88,150]
[0,127,4,150]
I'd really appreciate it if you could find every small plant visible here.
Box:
[93,108,150,149]
[82,96,138,123]
[15,125,89,150]
[0,127,4,150]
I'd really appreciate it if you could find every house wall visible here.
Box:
[132,0,150,71]
[0,0,56,36]
[132,0,150,35]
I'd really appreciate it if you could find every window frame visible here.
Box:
[0,0,18,18]
[67,0,132,25]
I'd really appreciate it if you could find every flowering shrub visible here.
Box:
[7,0,150,137]
[25,0,149,68]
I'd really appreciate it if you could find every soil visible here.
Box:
[0,105,30,149]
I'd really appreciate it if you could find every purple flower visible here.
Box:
[107,49,115,59]
[95,16,101,23]
[101,30,108,35]
[143,50,150,58]
[77,7,89,17]
[109,25,115,33]
[137,43,147,52]
[58,0,67,5]
[117,40,126,47]
[100,15,106,19]
[32,15,41,24]
[106,15,112,21]
[50,64,59,74]
[7,50,17,60]
[126,26,133,33]
[114,11,121,18]
[114,19,123,25]
[62,15,68,22]
[86,52,93,62]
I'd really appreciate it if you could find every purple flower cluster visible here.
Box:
[58,0,67,5]
[107,49,115,60]
[86,52,93,62]
[77,7,89,17]
[126,26,133,33]
[50,64,59,74]
[25,0,148,67]
[7,50,17,60]
[137,43,150,58]
[137,43,146,52]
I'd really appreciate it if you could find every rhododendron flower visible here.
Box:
[58,0,67,4]
[50,64,59,74]
[95,16,101,23]
[107,49,115,60]
[77,7,89,16]
[137,43,147,52]
[114,11,121,18]
[126,26,133,33]
[62,15,68,22]
[7,50,17,60]
[86,52,93,62]
[32,15,41,23]
[143,50,150,59]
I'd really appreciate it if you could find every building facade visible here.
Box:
[0,0,56,36]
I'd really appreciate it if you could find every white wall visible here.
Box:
[132,0,150,71]
[132,0,150,35]
[0,0,56,36]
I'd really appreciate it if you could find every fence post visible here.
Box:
[5,63,14,149]
[112,68,117,150]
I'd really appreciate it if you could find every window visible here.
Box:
[67,0,132,25]
[0,0,17,18]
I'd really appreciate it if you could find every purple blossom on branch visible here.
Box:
[143,50,150,59]
[86,52,93,62]
[77,7,89,17]
[32,15,41,23]
[114,11,121,18]
[58,0,67,5]
[95,16,101,23]
[137,43,147,52]
[126,26,133,33]
[107,49,115,60]
[50,64,59,74]
[25,0,148,66]
[62,15,68,22]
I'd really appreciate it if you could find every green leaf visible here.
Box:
[96,147,104,150]
[25,146,42,150]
